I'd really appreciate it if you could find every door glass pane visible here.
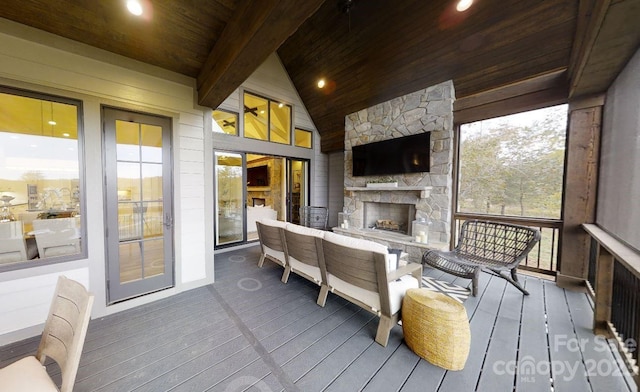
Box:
[290,160,306,224]
[141,124,162,163]
[144,201,163,238]
[119,242,142,283]
[216,152,243,245]
[116,121,140,161]
[244,93,268,140]
[270,102,291,144]
[115,119,166,283]
[143,238,164,277]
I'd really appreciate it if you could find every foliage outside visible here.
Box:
[458,105,567,219]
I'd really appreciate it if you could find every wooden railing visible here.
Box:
[454,213,562,275]
[583,224,640,385]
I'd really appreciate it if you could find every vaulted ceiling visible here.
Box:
[1,0,639,152]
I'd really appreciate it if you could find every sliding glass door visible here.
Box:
[288,159,308,224]
[215,152,244,246]
[214,152,308,248]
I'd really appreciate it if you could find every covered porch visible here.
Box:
[1,246,634,392]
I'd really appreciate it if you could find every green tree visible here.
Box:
[458,106,566,218]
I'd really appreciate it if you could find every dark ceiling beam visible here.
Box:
[568,0,640,98]
[197,0,325,109]
[454,69,569,124]
[567,0,610,96]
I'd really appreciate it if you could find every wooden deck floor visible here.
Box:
[1,245,637,391]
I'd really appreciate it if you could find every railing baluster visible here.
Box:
[550,227,557,271]
[583,224,639,384]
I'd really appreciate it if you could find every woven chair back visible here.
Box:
[456,220,540,266]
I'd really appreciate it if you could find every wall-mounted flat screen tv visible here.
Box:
[247,165,269,186]
[352,132,430,176]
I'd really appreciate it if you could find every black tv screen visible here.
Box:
[247,165,269,186]
[352,132,430,176]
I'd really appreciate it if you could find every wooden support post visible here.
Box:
[593,243,614,337]
[557,97,603,287]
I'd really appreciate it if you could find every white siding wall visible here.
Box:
[0,20,213,343]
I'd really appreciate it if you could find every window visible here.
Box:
[0,88,84,269]
[244,93,268,140]
[457,105,567,219]
[270,100,291,144]
[212,109,238,136]
[243,92,292,144]
[294,128,312,148]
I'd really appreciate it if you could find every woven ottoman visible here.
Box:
[402,288,470,370]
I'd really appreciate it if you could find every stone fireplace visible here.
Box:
[342,80,455,244]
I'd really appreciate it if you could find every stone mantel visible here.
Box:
[345,186,432,199]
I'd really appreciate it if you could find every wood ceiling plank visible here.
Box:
[279,0,580,152]
[0,0,238,77]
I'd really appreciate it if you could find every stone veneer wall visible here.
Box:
[344,80,455,242]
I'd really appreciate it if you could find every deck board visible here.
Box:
[476,282,523,391]
[0,244,635,392]
[544,280,592,392]
[516,276,554,391]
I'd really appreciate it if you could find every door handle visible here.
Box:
[164,213,173,228]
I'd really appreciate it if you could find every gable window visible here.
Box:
[243,91,291,144]
[294,128,312,148]
[212,109,238,136]
[0,88,85,270]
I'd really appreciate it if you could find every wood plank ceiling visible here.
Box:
[0,0,638,152]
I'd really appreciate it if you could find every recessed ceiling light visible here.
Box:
[48,120,57,125]
[260,110,265,114]
[317,79,326,89]
[456,0,473,12]
[278,103,284,108]
[127,0,143,16]
[63,133,70,137]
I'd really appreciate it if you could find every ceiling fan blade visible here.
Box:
[243,105,258,117]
